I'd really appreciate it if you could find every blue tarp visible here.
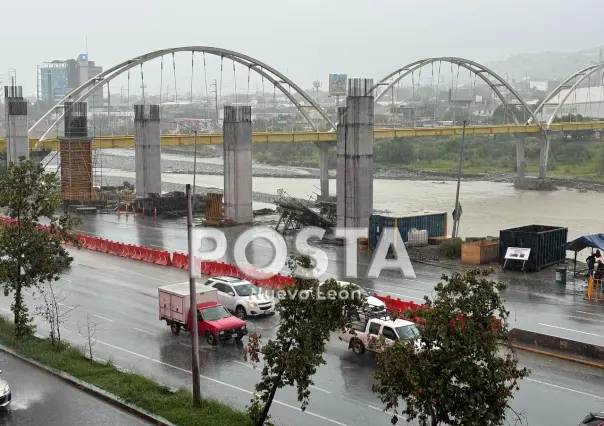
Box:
[566,234,604,252]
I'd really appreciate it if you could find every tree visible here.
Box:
[243,255,363,426]
[34,281,77,345]
[373,268,530,426]
[0,158,81,338]
[78,313,99,364]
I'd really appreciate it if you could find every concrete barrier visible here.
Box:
[509,328,604,368]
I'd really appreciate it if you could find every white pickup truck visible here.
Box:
[339,316,422,355]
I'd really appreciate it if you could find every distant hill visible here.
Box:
[486,46,604,81]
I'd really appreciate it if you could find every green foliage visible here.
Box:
[373,269,529,426]
[438,238,462,259]
[243,255,363,425]
[0,158,81,339]
[0,316,252,426]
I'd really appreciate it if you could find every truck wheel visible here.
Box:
[206,331,217,345]
[351,339,365,355]
[170,322,180,335]
[235,305,247,320]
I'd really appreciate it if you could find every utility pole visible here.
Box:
[451,120,466,239]
[186,183,201,406]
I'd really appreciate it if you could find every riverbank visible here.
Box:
[155,150,604,193]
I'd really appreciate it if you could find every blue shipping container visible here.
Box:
[369,213,447,249]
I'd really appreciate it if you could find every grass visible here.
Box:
[0,316,253,426]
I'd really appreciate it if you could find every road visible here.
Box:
[73,214,604,347]
[1,249,603,426]
[0,351,148,426]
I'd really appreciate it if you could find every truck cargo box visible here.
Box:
[159,282,218,324]
[499,225,568,271]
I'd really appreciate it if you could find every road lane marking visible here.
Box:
[576,310,604,318]
[134,327,154,336]
[232,361,331,393]
[92,314,114,322]
[94,338,349,426]
[233,360,253,368]
[58,302,75,309]
[537,323,604,338]
[177,342,208,352]
[527,378,604,400]
[310,385,332,394]
[368,405,406,419]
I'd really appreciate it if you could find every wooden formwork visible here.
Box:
[60,139,94,202]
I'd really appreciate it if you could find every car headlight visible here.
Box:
[247,301,258,308]
[2,383,8,394]
[219,330,225,335]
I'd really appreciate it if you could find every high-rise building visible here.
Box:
[37,54,103,107]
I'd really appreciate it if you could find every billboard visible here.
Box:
[329,74,347,97]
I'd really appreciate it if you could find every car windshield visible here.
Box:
[234,283,259,296]
[200,306,231,321]
[395,324,421,340]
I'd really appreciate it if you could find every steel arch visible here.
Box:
[370,57,541,126]
[527,63,604,127]
[30,46,335,140]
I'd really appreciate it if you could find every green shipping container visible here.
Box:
[369,213,447,249]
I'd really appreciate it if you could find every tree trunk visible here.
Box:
[431,416,438,426]
[256,369,284,426]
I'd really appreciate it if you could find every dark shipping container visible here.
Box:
[369,213,447,249]
[499,225,568,271]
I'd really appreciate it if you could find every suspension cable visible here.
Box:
[203,53,209,125]
[219,56,224,106]
[435,61,442,124]
[127,70,130,135]
[190,51,194,104]
[159,56,164,120]
[140,63,145,105]
[247,65,251,104]
[233,59,237,104]
[172,53,177,104]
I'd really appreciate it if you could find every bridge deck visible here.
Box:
[2,121,604,152]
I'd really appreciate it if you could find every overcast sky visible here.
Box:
[3,0,604,96]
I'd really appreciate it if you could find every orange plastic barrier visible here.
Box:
[172,252,188,269]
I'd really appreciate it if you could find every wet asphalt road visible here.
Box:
[0,351,148,426]
[74,214,604,347]
[1,249,603,426]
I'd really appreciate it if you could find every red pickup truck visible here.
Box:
[159,282,247,345]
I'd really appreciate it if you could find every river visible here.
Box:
[99,167,601,242]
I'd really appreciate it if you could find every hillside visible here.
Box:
[486,45,604,81]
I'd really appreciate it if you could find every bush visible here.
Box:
[0,316,252,426]
[438,238,462,259]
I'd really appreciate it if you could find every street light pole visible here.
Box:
[186,184,201,406]
[451,120,466,239]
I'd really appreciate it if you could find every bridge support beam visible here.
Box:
[539,134,550,180]
[336,78,374,229]
[223,105,253,224]
[60,102,93,208]
[514,134,526,186]
[134,105,161,198]
[4,86,28,163]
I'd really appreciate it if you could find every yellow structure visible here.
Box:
[585,276,604,301]
[2,121,604,152]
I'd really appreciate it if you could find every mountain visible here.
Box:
[486,46,604,82]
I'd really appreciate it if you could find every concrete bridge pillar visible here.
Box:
[336,78,374,229]
[134,105,161,198]
[223,105,253,224]
[60,102,93,206]
[314,142,333,200]
[539,134,550,180]
[4,86,29,163]
[515,134,526,185]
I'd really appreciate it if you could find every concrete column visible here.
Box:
[4,86,28,163]
[223,105,253,224]
[60,102,93,205]
[318,143,329,199]
[515,134,525,182]
[539,134,550,180]
[134,105,161,198]
[336,78,374,229]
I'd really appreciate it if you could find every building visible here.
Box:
[37,54,103,107]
